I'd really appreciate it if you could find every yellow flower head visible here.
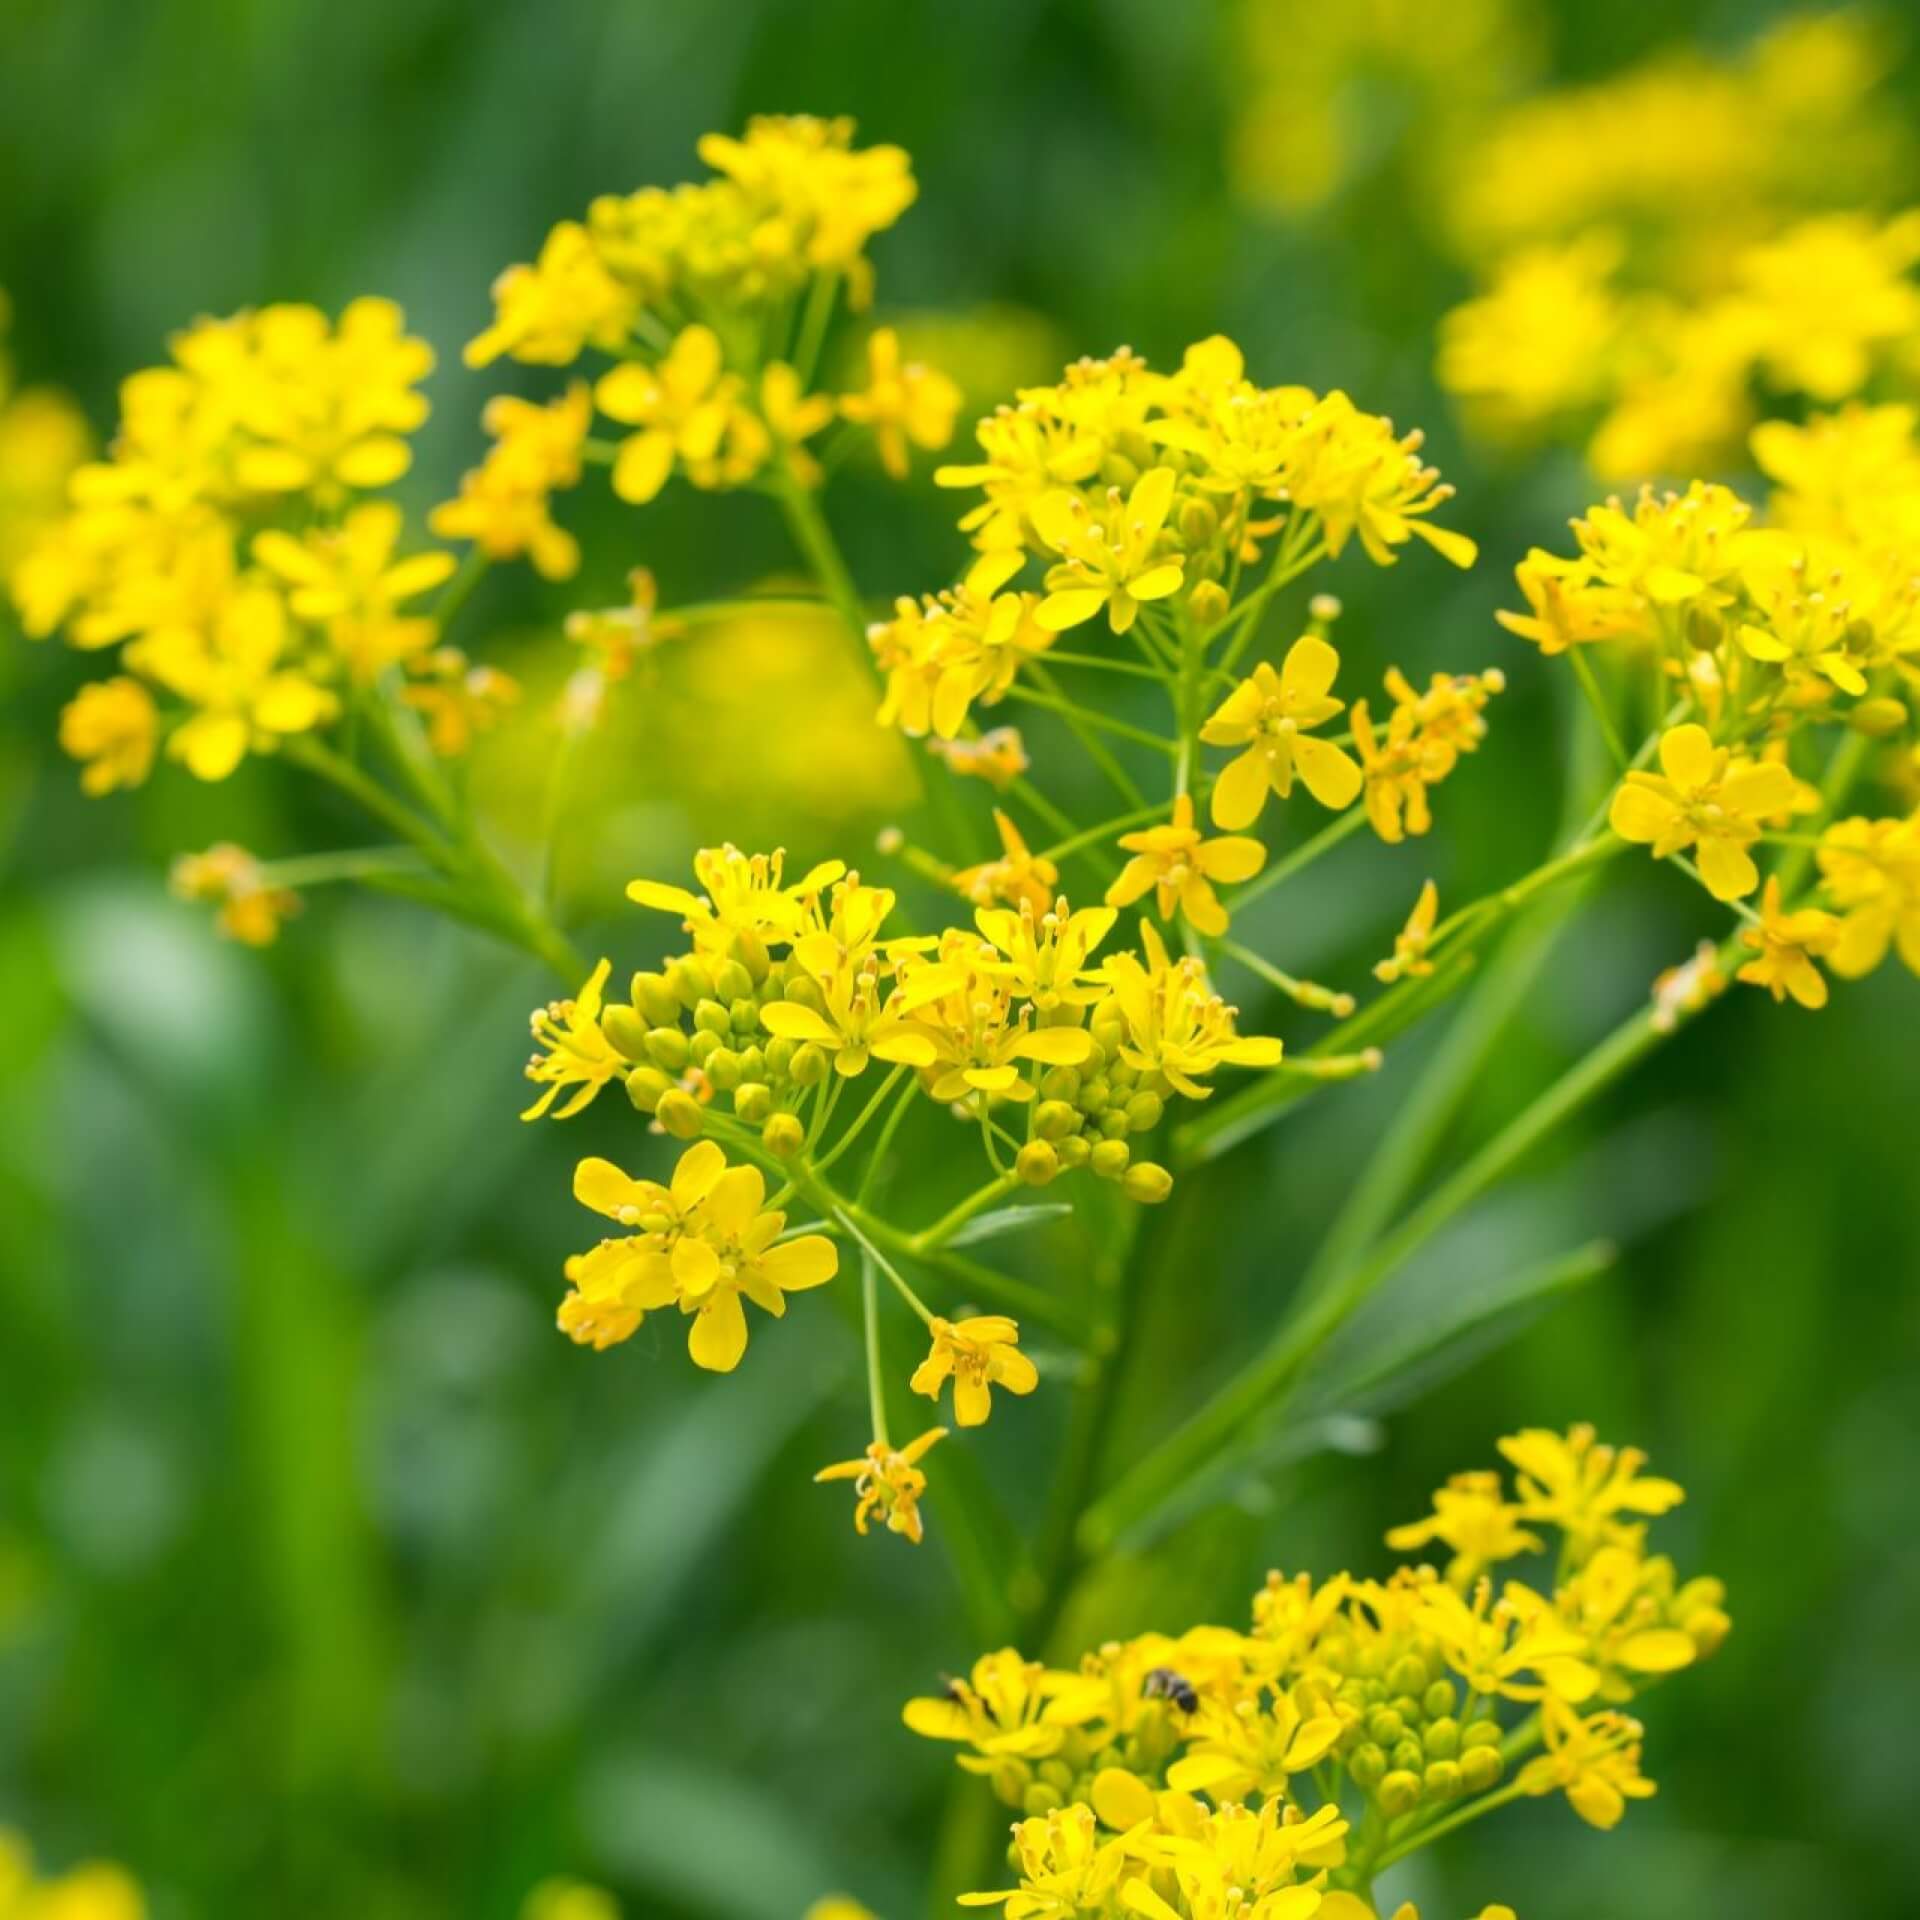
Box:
[904,936,1095,1104]
[1816,812,1920,979]
[465,220,637,370]
[1031,465,1186,635]
[170,842,301,947]
[430,382,590,579]
[903,1647,1070,1765]
[956,1804,1131,1916]
[910,1315,1039,1427]
[563,1140,838,1370]
[1101,920,1283,1099]
[523,957,623,1120]
[840,327,963,479]
[1498,1425,1684,1564]
[1517,1697,1655,1830]
[254,500,455,682]
[1608,723,1798,901]
[815,1426,945,1545]
[1374,879,1440,983]
[595,323,766,504]
[627,843,846,962]
[951,808,1060,916]
[1105,793,1266,937]
[59,676,158,795]
[974,895,1116,1013]
[1386,1469,1542,1587]
[1201,637,1362,827]
[1736,875,1839,1009]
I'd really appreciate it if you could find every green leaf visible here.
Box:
[943,1202,1074,1248]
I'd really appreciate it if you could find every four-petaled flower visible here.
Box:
[814,1426,946,1544]
[1200,637,1363,827]
[1105,793,1266,936]
[522,957,623,1120]
[1736,875,1839,1008]
[909,1315,1039,1426]
[1031,466,1185,634]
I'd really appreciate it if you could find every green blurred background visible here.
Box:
[3,3,1917,1916]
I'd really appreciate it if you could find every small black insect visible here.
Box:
[1143,1666,1198,1713]
[938,1673,966,1703]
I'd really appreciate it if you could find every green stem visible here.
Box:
[256,846,430,890]
[1006,682,1176,759]
[1567,645,1630,771]
[1082,938,1739,1549]
[861,1254,890,1448]
[1228,807,1366,912]
[909,1173,1022,1253]
[775,474,870,671]
[812,1066,912,1179]
[1371,1779,1530,1873]
[431,548,491,631]
[1039,802,1166,864]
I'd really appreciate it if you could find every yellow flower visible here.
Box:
[869,554,1052,739]
[926,726,1029,787]
[815,1426,946,1544]
[465,220,636,369]
[1498,1425,1684,1563]
[430,383,590,579]
[523,958,623,1120]
[1031,466,1185,635]
[1374,879,1439,983]
[1200,638,1363,826]
[951,808,1059,915]
[1105,793,1265,937]
[1386,1470,1542,1586]
[974,896,1116,1013]
[1495,548,1643,656]
[127,580,338,780]
[760,952,950,1079]
[1607,723,1797,901]
[839,327,962,479]
[170,843,301,947]
[903,1647,1070,1762]
[402,647,520,757]
[0,1828,145,1920]
[1518,1697,1655,1830]
[58,676,157,795]
[627,844,846,961]
[595,324,764,503]
[564,1141,838,1370]
[760,361,836,485]
[1101,920,1283,1098]
[1736,875,1839,1009]
[254,501,455,682]
[1817,813,1920,978]
[1164,1683,1344,1802]
[910,1315,1039,1426]
[956,1805,1132,1917]
[520,1879,621,1920]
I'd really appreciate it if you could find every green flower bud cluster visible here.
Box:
[1027,1010,1173,1202]
[989,1710,1184,1822]
[600,944,819,1153]
[1321,1638,1503,1816]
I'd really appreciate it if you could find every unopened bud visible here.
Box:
[666,955,714,1009]
[632,970,680,1025]
[644,1025,690,1071]
[1123,1090,1163,1132]
[1055,1135,1092,1170]
[1848,695,1908,736]
[790,1042,829,1087]
[688,1029,722,1067]
[693,997,731,1037]
[733,1082,773,1124]
[656,1090,705,1139]
[712,958,754,1003]
[763,1111,806,1158]
[1377,1769,1422,1816]
[1015,1140,1060,1186]
[1122,1161,1173,1204]
[1187,579,1230,627]
[624,1065,672,1114]
[1033,1099,1079,1141]
[601,1004,651,1062]
[1089,1138,1131,1180]
[705,1047,743,1092]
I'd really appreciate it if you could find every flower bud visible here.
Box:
[736,1045,767,1082]
[790,1042,829,1087]
[763,1036,796,1078]
[783,974,827,1015]
[1848,696,1908,736]
[1387,1654,1430,1697]
[1178,496,1220,549]
[1460,1744,1503,1793]
[1122,1161,1173,1204]
[633,970,681,1025]
[1349,1743,1387,1789]
[732,929,771,983]
[1391,1737,1425,1775]
[1015,1140,1060,1186]
[1033,1099,1079,1141]
[1423,1759,1462,1800]
[1187,579,1230,627]
[1037,1065,1081,1103]
[763,1112,806,1158]
[1055,1135,1091,1170]
[1098,1110,1128,1141]
[728,996,761,1035]
[1079,1075,1111,1112]
[1089,1138,1131,1180]
[1367,1708,1405,1747]
[1377,1769,1422,1817]
[688,1029,722,1067]
[656,1090,705,1139]
[601,1004,651,1063]
[733,1082,773,1125]
[1124,1090,1163,1132]
[624,1065,672,1114]
[705,1047,743,1092]
[1022,1782,1064,1818]
[694,997,732,1037]
[1423,1716,1460,1760]
[1685,604,1723,651]
[712,958,755,1003]
[644,1025,690,1071]
[667,955,715,1009]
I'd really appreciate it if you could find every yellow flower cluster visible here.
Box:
[0,1828,144,1920]
[0,288,91,588]
[464,118,958,505]
[1441,208,1920,481]
[15,298,488,790]
[1500,426,1920,1008]
[908,1428,1724,1916]
[1445,12,1905,265]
